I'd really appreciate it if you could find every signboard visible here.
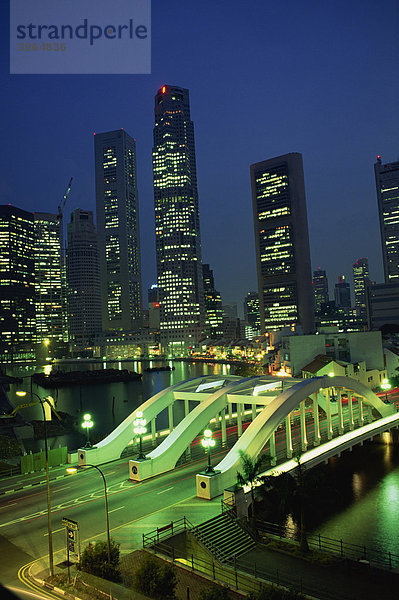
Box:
[62,517,80,561]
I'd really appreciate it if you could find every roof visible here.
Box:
[301,354,347,374]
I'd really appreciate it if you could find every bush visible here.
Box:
[133,554,177,599]
[247,586,305,599]
[199,584,230,600]
[77,540,122,582]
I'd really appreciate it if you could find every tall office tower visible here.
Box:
[95,129,142,331]
[148,284,160,330]
[334,275,351,308]
[152,85,204,348]
[66,210,102,344]
[250,153,314,334]
[0,205,35,361]
[313,268,329,313]
[202,264,223,338]
[353,258,370,314]
[33,213,64,345]
[243,291,260,335]
[375,156,399,282]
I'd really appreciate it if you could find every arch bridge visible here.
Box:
[77,375,398,500]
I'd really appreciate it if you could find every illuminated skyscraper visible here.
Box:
[152,85,204,348]
[352,258,370,314]
[250,153,314,333]
[95,129,142,331]
[0,205,35,360]
[33,213,64,344]
[334,275,351,308]
[243,291,260,336]
[313,268,329,313]
[375,156,399,282]
[203,264,223,338]
[66,209,102,344]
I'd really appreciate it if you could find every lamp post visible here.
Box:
[16,390,55,576]
[381,378,391,403]
[81,413,94,449]
[328,372,336,402]
[66,464,111,563]
[133,411,147,459]
[201,429,215,474]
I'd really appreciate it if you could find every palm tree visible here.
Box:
[236,449,271,523]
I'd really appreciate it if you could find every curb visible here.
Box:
[28,567,86,600]
[0,472,73,495]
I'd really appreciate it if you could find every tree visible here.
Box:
[236,450,271,521]
[199,584,230,600]
[78,539,122,582]
[133,554,177,599]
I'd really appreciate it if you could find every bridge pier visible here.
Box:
[269,430,276,465]
[151,418,157,445]
[313,393,321,446]
[237,404,242,436]
[221,409,227,447]
[168,404,174,432]
[300,400,307,452]
[359,399,365,425]
[337,389,344,434]
[348,394,354,430]
[285,414,293,458]
[325,390,333,440]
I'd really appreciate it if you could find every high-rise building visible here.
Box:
[243,291,260,336]
[95,129,142,331]
[0,205,35,361]
[313,268,329,313]
[334,275,351,308]
[66,209,102,345]
[203,264,223,338]
[250,153,314,334]
[152,85,204,348]
[148,284,160,330]
[375,156,399,282]
[33,213,64,345]
[352,258,370,314]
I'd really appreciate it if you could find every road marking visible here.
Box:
[0,502,17,510]
[44,527,63,536]
[109,506,124,513]
[157,487,173,494]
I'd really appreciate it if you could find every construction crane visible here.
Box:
[57,177,73,221]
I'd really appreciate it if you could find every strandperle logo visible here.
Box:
[16,18,148,46]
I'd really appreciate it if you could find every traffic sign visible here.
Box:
[62,517,79,531]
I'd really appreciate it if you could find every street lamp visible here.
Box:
[381,378,391,403]
[201,429,215,474]
[16,390,57,576]
[133,411,147,459]
[66,464,111,563]
[328,372,336,402]
[81,413,94,449]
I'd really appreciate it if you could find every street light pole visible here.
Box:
[67,464,111,563]
[133,411,147,460]
[16,390,54,576]
[201,429,215,474]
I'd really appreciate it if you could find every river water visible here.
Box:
[5,360,399,557]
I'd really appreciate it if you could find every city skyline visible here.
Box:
[1,1,398,310]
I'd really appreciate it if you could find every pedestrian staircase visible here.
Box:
[190,512,255,563]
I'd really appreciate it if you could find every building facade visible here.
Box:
[334,275,351,308]
[0,205,35,361]
[375,156,399,282]
[313,268,329,313]
[250,152,314,334]
[66,209,102,347]
[203,264,223,338]
[152,85,204,349]
[352,257,370,315]
[33,213,64,346]
[95,129,142,331]
[243,291,261,337]
[366,282,399,329]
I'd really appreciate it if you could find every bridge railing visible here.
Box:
[257,520,399,570]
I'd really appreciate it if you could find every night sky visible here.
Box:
[1,1,398,316]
